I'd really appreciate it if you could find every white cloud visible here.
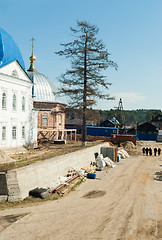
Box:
[95,92,147,110]
[115,92,146,104]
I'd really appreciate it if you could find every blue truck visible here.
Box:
[86,126,119,137]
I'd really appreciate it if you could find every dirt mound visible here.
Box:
[122,141,137,150]
[122,141,141,155]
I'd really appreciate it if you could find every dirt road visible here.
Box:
[0,142,162,240]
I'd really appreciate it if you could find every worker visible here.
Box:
[154,148,157,156]
[158,148,161,156]
[149,148,152,156]
[142,147,145,155]
[145,147,149,156]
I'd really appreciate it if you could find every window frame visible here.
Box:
[12,126,17,140]
[2,126,6,141]
[12,93,17,111]
[2,92,7,110]
[42,114,48,126]
[22,126,25,139]
[22,95,26,111]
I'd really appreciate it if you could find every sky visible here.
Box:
[0,0,162,110]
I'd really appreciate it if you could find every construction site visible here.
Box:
[0,138,162,240]
[0,6,162,239]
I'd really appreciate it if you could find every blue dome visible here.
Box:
[0,28,25,70]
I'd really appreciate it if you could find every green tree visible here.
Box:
[56,20,118,145]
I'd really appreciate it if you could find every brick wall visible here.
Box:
[34,101,66,130]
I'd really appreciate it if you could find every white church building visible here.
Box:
[0,28,37,149]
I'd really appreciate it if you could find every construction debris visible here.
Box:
[104,157,116,168]
[29,188,50,199]
[118,148,130,159]
[28,147,130,199]
[96,154,116,169]
[96,154,106,168]
[81,164,96,173]
[49,175,83,196]
[29,174,84,199]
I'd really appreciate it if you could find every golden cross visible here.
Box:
[30,37,35,55]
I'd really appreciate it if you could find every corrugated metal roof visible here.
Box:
[27,71,56,102]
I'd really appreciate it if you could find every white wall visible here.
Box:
[0,62,37,148]
[0,61,30,81]
[6,142,109,200]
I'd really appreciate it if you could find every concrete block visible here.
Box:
[100,147,118,162]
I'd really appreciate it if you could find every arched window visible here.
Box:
[2,92,6,109]
[13,94,16,111]
[22,96,25,111]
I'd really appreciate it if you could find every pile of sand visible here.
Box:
[122,141,137,150]
[122,141,141,155]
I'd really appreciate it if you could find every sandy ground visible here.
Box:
[0,141,162,240]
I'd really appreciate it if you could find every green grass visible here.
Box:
[0,194,60,210]
[71,178,84,191]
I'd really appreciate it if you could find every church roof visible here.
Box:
[0,28,57,103]
[0,28,25,70]
[27,71,56,102]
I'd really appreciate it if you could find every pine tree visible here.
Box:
[56,20,118,145]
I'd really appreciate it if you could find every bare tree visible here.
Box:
[56,20,118,145]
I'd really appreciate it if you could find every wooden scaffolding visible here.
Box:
[37,128,77,142]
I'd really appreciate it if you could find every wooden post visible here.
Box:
[61,130,64,140]
[56,130,58,140]
[65,131,67,140]
[70,131,72,141]
[74,130,76,141]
